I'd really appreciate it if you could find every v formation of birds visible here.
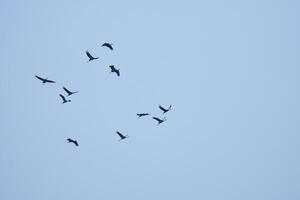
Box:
[35,43,172,147]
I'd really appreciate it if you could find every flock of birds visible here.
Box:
[35,42,172,147]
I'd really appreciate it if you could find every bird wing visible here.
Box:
[59,94,66,101]
[35,75,45,81]
[74,141,78,146]
[102,43,113,50]
[46,79,55,83]
[159,105,167,112]
[86,51,93,59]
[138,113,149,117]
[152,117,160,121]
[63,87,71,94]
[109,65,115,70]
[116,70,120,76]
[108,45,113,50]
[116,131,124,138]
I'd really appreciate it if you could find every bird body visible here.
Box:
[86,51,99,62]
[67,138,78,146]
[59,94,71,104]
[116,131,128,140]
[109,65,120,76]
[152,117,166,125]
[63,87,78,96]
[137,113,150,118]
[159,105,172,114]
[35,75,55,83]
[102,43,113,50]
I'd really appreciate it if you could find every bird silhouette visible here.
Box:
[63,87,78,96]
[102,43,113,50]
[109,65,120,76]
[116,131,128,140]
[35,75,55,84]
[152,117,167,125]
[67,138,78,146]
[59,94,71,104]
[86,51,99,62]
[159,105,172,114]
[137,113,150,118]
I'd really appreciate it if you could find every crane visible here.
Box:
[35,75,55,84]
[86,51,99,62]
[59,94,71,104]
[109,65,120,76]
[159,105,172,114]
[63,87,78,96]
[66,138,78,146]
[152,117,166,125]
[102,43,113,50]
[116,131,128,140]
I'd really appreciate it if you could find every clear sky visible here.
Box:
[1,0,299,199]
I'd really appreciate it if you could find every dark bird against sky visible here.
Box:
[59,94,71,104]
[159,105,172,114]
[86,51,99,62]
[35,75,55,84]
[116,131,128,140]
[67,138,78,146]
[63,87,78,96]
[152,117,166,125]
[109,65,120,76]
[102,43,113,50]
[137,113,150,118]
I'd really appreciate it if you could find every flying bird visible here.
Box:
[102,43,113,50]
[86,51,99,62]
[137,113,150,118]
[35,75,55,84]
[116,131,128,140]
[159,105,172,114]
[109,65,120,76]
[152,117,166,125]
[59,94,71,104]
[67,138,78,146]
[63,87,78,96]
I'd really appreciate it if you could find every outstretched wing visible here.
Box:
[116,131,124,139]
[45,79,55,83]
[115,69,120,76]
[35,75,45,82]
[86,51,94,59]
[63,87,71,95]
[152,117,160,122]
[59,94,66,101]
[74,141,79,146]
[159,105,167,112]
[102,43,113,50]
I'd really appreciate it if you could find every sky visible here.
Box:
[0,0,300,199]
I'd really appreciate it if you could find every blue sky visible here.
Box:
[1,0,299,199]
